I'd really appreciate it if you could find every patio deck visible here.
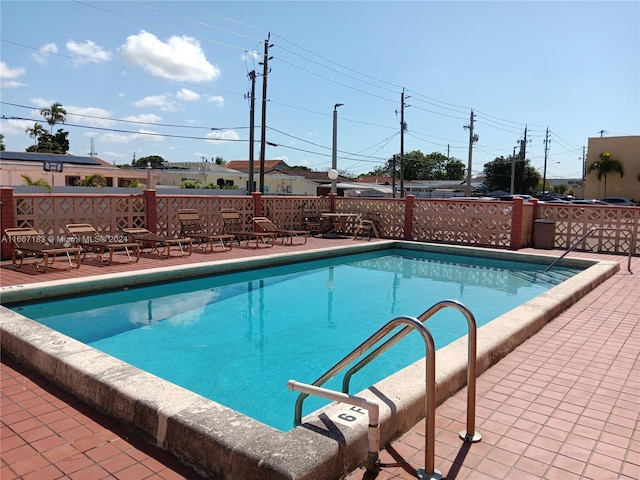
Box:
[1,237,638,480]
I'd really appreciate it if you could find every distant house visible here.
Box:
[0,152,149,188]
[225,160,351,195]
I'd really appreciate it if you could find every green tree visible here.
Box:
[552,183,569,194]
[586,151,624,197]
[40,102,67,135]
[0,133,5,151]
[133,155,166,168]
[20,174,52,192]
[483,155,540,194]
[25,123,46,147]
[445,158,466,180]
[77,173,107,187]
[180,179,203,189]
[367,151,465,181]
[26,129,69,154]
[214,156,225,166]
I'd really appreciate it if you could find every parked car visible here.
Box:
[496,194,535,202]
[538,196,570,203]
[600,196,638,206]
[569,199,608,205]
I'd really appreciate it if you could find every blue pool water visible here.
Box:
[12,248,580,431]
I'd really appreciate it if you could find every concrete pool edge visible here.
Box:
[0,242,620,479]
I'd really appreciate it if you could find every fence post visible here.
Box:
[404,195,415,240]
[1,187,16,260]
[144,189,157,233]
[509,197,524,249]
[252,191,263,219]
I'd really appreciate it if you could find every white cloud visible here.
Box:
[134,93,176,111]
[101,129,161,144]
[66,40,112,64]
[2,118,34,136]
[243,50,259,62]
[121,30,220,82]
[99,151,129,163]
[101,132,134,144]
[207,95,224,107]
[176,88,200,101]
[31,43,58,64]
[206,129,240,145]
[122,113,162,124]
[30,97,55,109]
[66,105,114,128]
[0,62,26,88]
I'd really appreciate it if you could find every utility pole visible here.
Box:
[510,146,516,194]
[519,126,528,194]
[259,33,272,194]
[247,70,256,194]
[400,90,405,198]
[391,155,397,198]
[464,110,477,196]
[542,127,550,196]
[581,146,586,182]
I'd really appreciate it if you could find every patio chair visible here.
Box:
[253,217,308,245]
[178,209,234,252]
[4,227,81,273]
[123,227,192,257]
[66,223,141,264]
[221,209,276,248]
[352,212,381,241]
[301,207,324,235]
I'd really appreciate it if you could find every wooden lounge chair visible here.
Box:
[221,209,276,248]
[178,209,234,252]
[4,227,81,273]
[66,223,141,264]
[253,217,308,245]
[301,207,324,235]
[123,227,192,257]
[352,213,380,241]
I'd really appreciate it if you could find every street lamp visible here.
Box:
[331,103,344,194]
[146,162,153,189]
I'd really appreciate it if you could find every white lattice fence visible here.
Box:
[336,198,405,238]
[13,194,146,241]
[156,195,257,237]
[538,204,640,255]
[262,197,329,230]
[413,199,512,247]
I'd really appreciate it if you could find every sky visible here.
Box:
[1,1,638,181]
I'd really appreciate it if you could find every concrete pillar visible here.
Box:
[143,189,157,233]
[1,187,16,260]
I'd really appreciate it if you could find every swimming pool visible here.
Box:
[0,241,619,480]
[10,248,579,431]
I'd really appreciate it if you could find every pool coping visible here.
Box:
[0,241,620,479]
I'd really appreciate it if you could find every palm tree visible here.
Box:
[586,151,624,197]
[25,123,46,147]
[21,174,52,192]
[40,102,67,135]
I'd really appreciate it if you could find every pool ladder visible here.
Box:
[544,226,634,273]
[288,299,482,480]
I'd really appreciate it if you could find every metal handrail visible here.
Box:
[287,382,381,472]
[341,299,482,443]
[292,301,484,478]
[293,316,441,478]
[544,226,634,273]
